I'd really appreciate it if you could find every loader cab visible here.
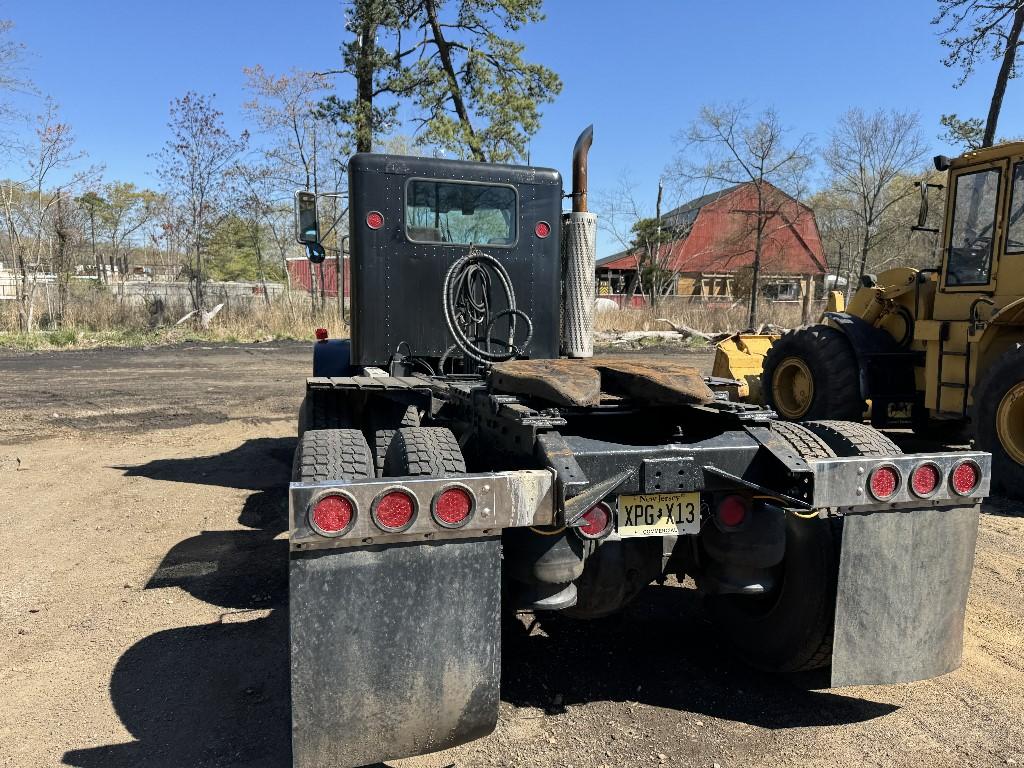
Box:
[934,142,1024,318]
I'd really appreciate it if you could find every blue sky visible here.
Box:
[4,0,1023,255]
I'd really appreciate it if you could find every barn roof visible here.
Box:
[596,182,826,276]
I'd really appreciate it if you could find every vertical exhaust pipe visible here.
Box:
[562,125,597,358]
[572,125,593,213]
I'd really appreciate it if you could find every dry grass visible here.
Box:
[594,298,825,334]
[0,289,349,350]
[1,288,826,351]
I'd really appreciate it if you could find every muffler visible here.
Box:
[562,125,597,359]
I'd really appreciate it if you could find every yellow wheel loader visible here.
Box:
[715,141,1024,493]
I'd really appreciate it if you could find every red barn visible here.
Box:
[286,257,350,298]
[596,182,826,304]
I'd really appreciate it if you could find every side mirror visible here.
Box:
[917,181,930,229]
[295,190,320,245]
[306,242,326,264]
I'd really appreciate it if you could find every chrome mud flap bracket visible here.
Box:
[290,537,501,768]
[830,504,980,687]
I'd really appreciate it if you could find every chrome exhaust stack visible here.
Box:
[562,125,597,359]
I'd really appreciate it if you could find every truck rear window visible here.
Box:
[406,180,517,246]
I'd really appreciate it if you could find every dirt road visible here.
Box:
[1,343,1022,768]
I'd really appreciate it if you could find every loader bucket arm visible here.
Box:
[712,333,780,403]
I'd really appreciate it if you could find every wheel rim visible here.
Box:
[772,357,814,419]
[996,381,1024,465]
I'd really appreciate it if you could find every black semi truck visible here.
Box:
[288,128,989,768]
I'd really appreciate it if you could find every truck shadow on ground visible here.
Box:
[64,437,297,767]
[502,585,897,730]
[66,436,895,767]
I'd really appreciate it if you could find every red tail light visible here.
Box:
[309,493,355,537]
[366,210,384,230]
[950,461,980,496]
[432,485,475,528]
[868,465,900,501]
[372,489,416,531]
[716,495,748,528]
[535,220,551,238]
[910,462,941,497]
[576,502,612,539]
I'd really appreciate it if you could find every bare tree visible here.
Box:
[228,162,275,307]
[244,66,350,309]
[824,108,929,282]
[0,101,88,331]
[243,66,333,191]
[51,190,84,325]
[934,0,1024,147]
[0,18,32,149]
[76,190,106,282]
[97,181,158,287]
[670,103,813,328]
[154,92,247,315]
[596,175,681,307]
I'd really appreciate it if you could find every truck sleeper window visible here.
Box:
[406,180,517,246]
[946,167,1001,286]
[1008,162,1024,255]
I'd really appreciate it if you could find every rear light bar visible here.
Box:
[808,451,990,510]
[290,469,556,551]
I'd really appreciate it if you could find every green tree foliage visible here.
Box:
[321,0,562,163]
[206,214,285,283]
[934,0,1024,147]
[395,0,562,162]
[629,215,678,306]
[939,112,986,150]
[317,0,404,154]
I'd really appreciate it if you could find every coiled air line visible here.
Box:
[440,247,533,369]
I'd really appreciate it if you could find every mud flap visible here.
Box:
[831,505,979,687]
[290,537,501,768]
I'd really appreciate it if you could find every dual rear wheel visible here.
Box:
[706,420,900,673]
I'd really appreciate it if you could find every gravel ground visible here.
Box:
[0,342,1021,768]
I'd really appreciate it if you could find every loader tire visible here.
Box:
[364,400,421,476]
[293,428,374,483]
[762,325,863,422]
[383,427,466,477]
[706,421,842,673]
[973,344,1024,497]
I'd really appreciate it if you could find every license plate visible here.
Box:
[616,492,701,537]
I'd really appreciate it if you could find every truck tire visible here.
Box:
[973,344,1024,496]
[364,401,421,476]
[293,428,374,483]
[706,421,841,673]
[762,325,863,422]
[800,419,901,457]
[297,390,353,437]
[383,426,466,477]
